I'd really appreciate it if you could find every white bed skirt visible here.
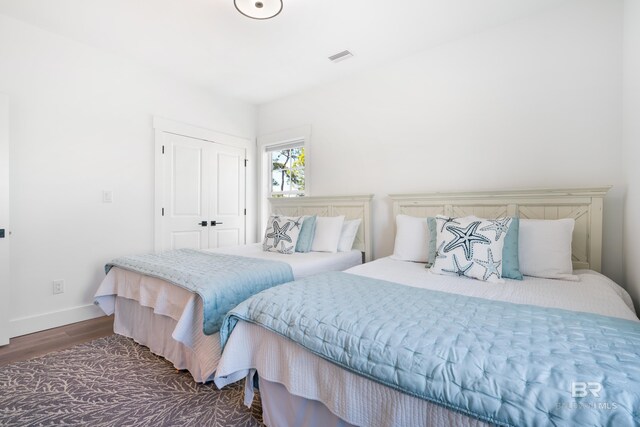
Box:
[260,379,356,427]
[113,296,220,383]
[95,267,223,383]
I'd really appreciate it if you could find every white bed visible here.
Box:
[214,188,640,427]
[94,195,373,383]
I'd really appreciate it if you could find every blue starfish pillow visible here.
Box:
[430,215,512,283]
[262,215,303,254]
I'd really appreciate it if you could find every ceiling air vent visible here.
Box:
[328,50,354,63]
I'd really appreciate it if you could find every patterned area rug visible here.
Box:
[0,335,263,426]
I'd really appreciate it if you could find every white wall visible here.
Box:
[258,0,626,284]
[0,94,9,345]
[0,14,258,336]
[623,0,640,311]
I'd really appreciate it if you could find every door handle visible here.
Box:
[198,221,208,227]
[210,221,224,226]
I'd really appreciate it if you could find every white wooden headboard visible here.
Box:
[390,187,610,272]
[269,195,374,262]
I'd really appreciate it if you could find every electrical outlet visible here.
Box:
[53,280,65,295]
[103,190,113,203]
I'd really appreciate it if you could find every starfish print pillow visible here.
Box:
[262,215,303,254]
[430,215,513,283]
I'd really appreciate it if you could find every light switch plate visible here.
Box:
[103,190,113,203]
[53,280,65,295]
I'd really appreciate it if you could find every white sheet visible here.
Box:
[94,244,362,382]
[347,257,637,320]
[215,257,638,426]
[208,243,362,279]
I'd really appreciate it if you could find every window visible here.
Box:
[267,142,305,198]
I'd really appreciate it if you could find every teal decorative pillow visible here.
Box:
[295,215,317,253]
[430,215,512,283]
[501,217,523,280]
[425,217,437,267]
[263,215,303,254]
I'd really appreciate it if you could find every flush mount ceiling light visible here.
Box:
[234,0,283,20]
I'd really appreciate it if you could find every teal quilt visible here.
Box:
[221,271,640,426]
[106,249,294,335]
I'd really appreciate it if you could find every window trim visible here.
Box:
[258,125,311,196]
[257,126,312,232]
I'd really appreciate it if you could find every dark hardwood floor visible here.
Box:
[0,316,114,366]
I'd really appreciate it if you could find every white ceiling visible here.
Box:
[0,0,564,104]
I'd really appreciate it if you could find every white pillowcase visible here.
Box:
[391,214,430,262]
[311,216,345,253]
[337,219,362,252]
[518,218,578,281]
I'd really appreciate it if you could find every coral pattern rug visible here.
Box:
[0,335,263,426]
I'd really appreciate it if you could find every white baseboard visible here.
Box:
[9,304,106,338]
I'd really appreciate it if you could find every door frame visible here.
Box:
[153,117,253,252]
[0,94,10,346]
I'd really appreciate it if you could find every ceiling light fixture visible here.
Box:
[234,0,283,20]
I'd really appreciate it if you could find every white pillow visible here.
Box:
[311,216,345,253]
[262,215,303,254]
[518,218,578,281]
[391,215,430,262]
[337,219,362,252]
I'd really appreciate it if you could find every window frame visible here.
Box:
[266,142,306,198]
[257,126,311,235]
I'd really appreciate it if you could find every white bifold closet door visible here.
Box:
[0,94,10,346]
[160,133,246,251]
